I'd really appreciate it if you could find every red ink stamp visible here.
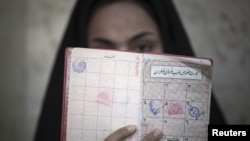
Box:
[167,102,184,115]
[96,89,113,106]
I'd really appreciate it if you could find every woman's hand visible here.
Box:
[104,125,163,141]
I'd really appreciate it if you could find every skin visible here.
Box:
[87,1,163,140]
[104,125,163,141]
[87,1,163,53]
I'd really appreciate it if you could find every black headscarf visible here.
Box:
[35,0,226,140]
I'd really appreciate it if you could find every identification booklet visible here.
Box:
[61,47,213,141]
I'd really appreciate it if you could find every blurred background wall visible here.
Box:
[0,0,249,141]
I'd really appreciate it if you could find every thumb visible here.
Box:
[142,128,163,141]
[104,125,137,141]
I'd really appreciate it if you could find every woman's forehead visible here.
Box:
[87,1,159,41]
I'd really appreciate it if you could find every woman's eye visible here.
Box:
[136,44,152,52]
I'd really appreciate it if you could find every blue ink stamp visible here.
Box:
[149,100,161,116]
[188,106,201,120]
[72,59,86,73]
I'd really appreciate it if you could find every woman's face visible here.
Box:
[87,1,163,53]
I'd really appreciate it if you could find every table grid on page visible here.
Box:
[66,55,142,141]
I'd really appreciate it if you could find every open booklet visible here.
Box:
[61,47,213,141]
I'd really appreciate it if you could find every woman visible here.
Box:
[35,0,226,140]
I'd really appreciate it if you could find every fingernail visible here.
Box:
[127,125,137,132]
[153,129,163,138]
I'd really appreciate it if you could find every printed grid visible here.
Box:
[142,83,209,141]
[66,57,142,141]
[142,62,210,141]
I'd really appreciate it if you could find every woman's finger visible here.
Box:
[104,125,137,141]
[142,128,163,141]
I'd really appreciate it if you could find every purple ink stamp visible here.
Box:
[72,59,86,73]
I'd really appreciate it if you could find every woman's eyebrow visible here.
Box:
[90,38,116,47]
[127,31,154,44]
